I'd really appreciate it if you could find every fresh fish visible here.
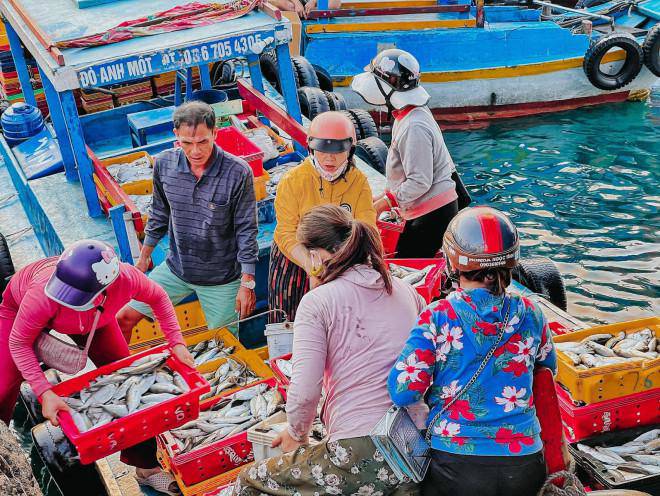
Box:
[126,383,142,413]
[233,383,268,401]
[630,454,660,467]
[579,354,600,368]
[580,333,612,344]
[173,372,190,393]
[101,404,129,418]
[113,375,139,400]
[585,341,616,357]
[150,383,181,395]
[192,341,207,354]
[130,352,169,368]
[171,428,204,440]
[195,348,220,366]
[562,351,581,366]
[155,371,173,384]
[630,429,659,444]
[70,410,91,433]
[94,373,128,386]
[92,412,113,428]
[577,444,624,465]
[605,332,626,349]
[275,358,292,378]
[141,393,176,404]
[85,384,118,407]
[64,397,85,409]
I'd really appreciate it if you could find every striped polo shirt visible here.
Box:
[144,145,258,286]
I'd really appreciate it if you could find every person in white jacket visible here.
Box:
[352,49,459,258]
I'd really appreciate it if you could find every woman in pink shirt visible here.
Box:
[233,205,426,496]
[0,239,194,495]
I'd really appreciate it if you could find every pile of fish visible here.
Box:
[265,163,297,196]
[129,194,152,217]
[63,352,189,433]
[274,357,292,379]
[244,128,280,161]
[200,357,260,401]
[577,428,660,483]
[188,337,236,367]
[106,156,153,185]
[557,329,658,369]
[255,418,326,442]
[379,210,404,225]
[170,383,283,454]
[389,263,435,288]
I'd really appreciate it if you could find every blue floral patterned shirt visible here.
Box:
[387,288,556,456]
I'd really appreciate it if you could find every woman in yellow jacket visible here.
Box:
[269,112,377,321]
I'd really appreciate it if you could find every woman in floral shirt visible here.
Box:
[388,206,557,496]
[234,205,426,495]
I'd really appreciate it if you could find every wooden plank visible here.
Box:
[237,79,308,147]
[5,0,64,65]
[307,4,469,18]
[260,1,283,20]
[305,18,477,32]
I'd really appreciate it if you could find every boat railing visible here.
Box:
[532,0,615,28]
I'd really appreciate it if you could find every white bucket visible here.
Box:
[247,411,287,462]
[264,321,294,360]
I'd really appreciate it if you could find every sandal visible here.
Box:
[135,470,182,496]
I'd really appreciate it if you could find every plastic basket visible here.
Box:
[557,385,660,443]
[215,126,264,177]
[199,348,274,406]
[253,169,270,201]
[269,353,292,388]
[246,410,287,462]
[385,258,446,304]
[264,321,294,360]
[377,218,405,257]
[100,151,154,196]
[129,301,209,350]
[570,424,660,493]
[554,317,659,404]
[51,344,210,465]
[158,378,278,486]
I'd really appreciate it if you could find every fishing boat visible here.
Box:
[0,1,656,496]
[281,0,660,128]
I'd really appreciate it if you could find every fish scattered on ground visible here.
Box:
[577,428,660,483]
[200,357,260,401]
[170,383,284,454]
[557,329,658,369]
[63,352,189,433]
[388,263,435,288]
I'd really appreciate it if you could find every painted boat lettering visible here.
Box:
[77,33,265,88]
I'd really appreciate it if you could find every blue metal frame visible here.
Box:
[4,22,37,108]
[275,43,305,154]
[109,204,133,263]
[199,63,212,89]
[58,90,103,218]
[38,67,79,182]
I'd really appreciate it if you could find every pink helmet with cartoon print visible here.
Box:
[45,239,120,310]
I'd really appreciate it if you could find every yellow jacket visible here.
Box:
[274,157,377,263]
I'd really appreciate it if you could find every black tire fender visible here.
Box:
[512,256,567,311]
[313,64,334,91]
[291,56,320,88]
[323,90,347,111]
[583,33,644,90]
[297,86,331,120]
[210,60,237,87]
[0,232,15,302]
[347,108,379,140]
[642,24,660,77]
[355,136,389,174]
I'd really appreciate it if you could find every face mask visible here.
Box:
[312,155,348,183]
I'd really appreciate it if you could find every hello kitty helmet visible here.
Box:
[45,240,120,310]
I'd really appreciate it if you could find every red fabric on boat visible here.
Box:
[533,367,566,476]
[55,0,259,49]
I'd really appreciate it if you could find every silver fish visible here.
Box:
[195,348,221,366]
[173,372,190,392]
[94,373,128,386]
[580,333,612,344]
[233,383,268,401]
[101,404,129,418]
[605,332,626,349]
[586,341,616,357]
[85,384,118,407]
[150,383,181,395]
[630,455,660,467]
[577,444,624,465]
[155,371,173,384]
[70,410,91,433]
[172,428,205,440]
[141,393,176,404]
[64,397,85,409]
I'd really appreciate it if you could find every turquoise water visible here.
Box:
[444,87,659,325]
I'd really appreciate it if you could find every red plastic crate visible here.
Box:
[158,378,279,486]
[269,353,292,388]
[215,126,264,177]
[557,384,660,443]
[50,344,210,465]
[385,258,446,303]
[377,218,405,257]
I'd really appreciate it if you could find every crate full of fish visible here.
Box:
[558,384,660,443]
[377,212,405,257]
[570,425,660,492]
[270,353,292,387]
[199,350,274,405]
[130,323,244,357]
[49,344,210,464]
[157,460,248,496]
[385,258,446,304]
[157,378,284,486]
[554,317,659,404]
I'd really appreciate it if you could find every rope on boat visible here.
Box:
[55,0,260,49]
[537,470,587,496]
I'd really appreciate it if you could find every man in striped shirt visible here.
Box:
[118,101,258,337]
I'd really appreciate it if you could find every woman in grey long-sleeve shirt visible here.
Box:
[352,49,459,258]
